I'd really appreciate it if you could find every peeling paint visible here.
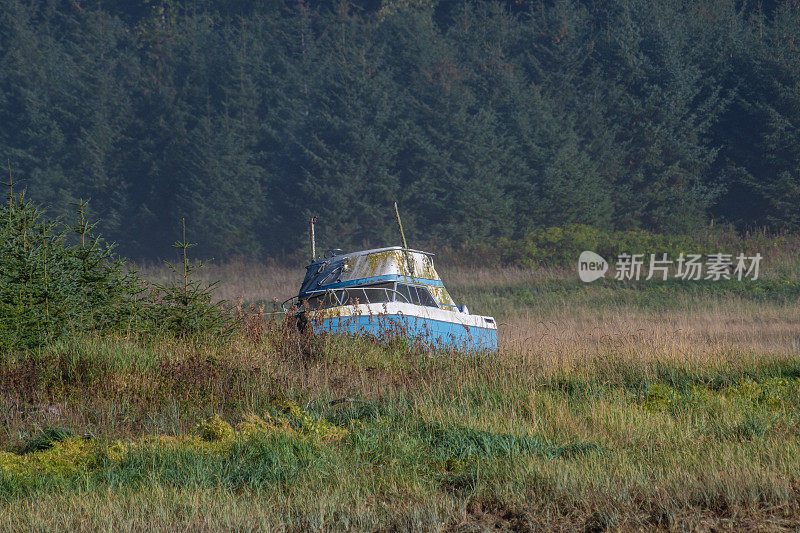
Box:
[317,248,455,309]
[300,247,479,313]
[293,246,496,351]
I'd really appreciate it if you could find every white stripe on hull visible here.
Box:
[307,301,496,331]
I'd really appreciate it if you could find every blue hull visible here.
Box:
[311,313,497,352]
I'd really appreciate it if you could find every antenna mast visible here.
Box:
[394,202,408,250]
[310,216,317,261]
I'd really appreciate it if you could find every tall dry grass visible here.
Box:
[1,262,799,531]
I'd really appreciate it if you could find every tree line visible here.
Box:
[1,0,798,260]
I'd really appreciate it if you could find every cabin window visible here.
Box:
[416,287,439,307]
[362,283,394,303]
[395,283,414,304]
[304,290,343,310]
[305,284,439,308]
[343,288,369,305]
[395,283,439,308]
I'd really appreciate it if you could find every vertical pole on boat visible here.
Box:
[394,202,408,250]
[394,202,415,277]
[310,216,317,261]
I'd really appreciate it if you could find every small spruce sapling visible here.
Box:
[146,219,237,337]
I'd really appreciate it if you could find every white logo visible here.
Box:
[578,251,608,282]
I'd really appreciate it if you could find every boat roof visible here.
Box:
[298,246,456,307]
[305,246,434,267]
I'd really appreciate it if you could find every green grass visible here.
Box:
[1,271,800,531]
[451,276,800,318]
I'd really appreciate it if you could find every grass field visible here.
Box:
[1,259,799,531]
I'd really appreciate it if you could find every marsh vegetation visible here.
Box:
[2,253,799,531]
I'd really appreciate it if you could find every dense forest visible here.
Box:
[1,0,799,260]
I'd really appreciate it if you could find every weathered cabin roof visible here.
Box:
[299,247,456,308]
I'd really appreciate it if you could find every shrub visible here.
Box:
[279,400,349,442]
[16,428,75,454]
[0,190,236,350]
[0,193,137,350]
[644,383,681,412]
[143,221,236,338]
[236,413,293,436]
[196,415,235,442]
[445,224,792,267]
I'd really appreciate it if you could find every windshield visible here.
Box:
[301,282,440,309]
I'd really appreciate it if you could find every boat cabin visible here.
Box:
[298,247,460,312]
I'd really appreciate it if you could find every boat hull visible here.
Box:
[305,303,497,352]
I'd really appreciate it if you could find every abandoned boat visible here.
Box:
[284,247,497,351]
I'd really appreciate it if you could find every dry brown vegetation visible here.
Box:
[1,262,799,531]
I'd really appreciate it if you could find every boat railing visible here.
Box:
[283,286,411,312]
[340,286,411,306]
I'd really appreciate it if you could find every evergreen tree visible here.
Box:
[1,0,800,258]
